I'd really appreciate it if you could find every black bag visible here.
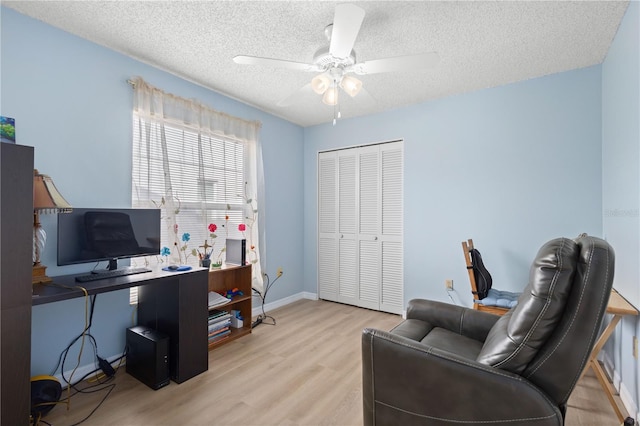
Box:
[470,248,492,300]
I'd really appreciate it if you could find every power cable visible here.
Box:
[251,271,281,328]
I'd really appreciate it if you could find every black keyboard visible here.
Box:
[75,267,152,282]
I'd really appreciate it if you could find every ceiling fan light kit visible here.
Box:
[311,74,331,95]
[233,3,439,123]
[312,72,361,100]
[322,85,339,106]
[339,75,362,97]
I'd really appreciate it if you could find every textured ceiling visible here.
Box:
[3,1,629,127]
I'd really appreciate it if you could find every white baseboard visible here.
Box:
[252,291,317,317]
[602,351,639,421]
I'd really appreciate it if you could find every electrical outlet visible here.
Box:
[277,266,283,277]
[445,279,453,290]
[633,336,638,359]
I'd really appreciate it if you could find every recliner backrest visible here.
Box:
[476,238,578,373]
[522,235,614,405]
[476,236,614,406]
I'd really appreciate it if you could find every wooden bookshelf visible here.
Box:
[207,264,252,349]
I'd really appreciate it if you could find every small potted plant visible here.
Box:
[211,247,224,269]
[199,223,222,269]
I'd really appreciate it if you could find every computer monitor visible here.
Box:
[58,208,161,271]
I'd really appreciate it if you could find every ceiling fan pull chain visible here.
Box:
[333,85,342,126]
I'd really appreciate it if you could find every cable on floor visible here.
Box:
[252,271,281,328]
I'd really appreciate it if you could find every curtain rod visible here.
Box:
[126,77,262,130]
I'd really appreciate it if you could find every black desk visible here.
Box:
[32,268,209,383]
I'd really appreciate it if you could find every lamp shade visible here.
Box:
[322,86,339,106]
[32,170,71,284]
[311,74,331,95]
[33,170,72,214]
[340,75,362,97]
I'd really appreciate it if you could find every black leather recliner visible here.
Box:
[362,235,614,425]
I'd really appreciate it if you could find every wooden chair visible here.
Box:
[462,239,518,316]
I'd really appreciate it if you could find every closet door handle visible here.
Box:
[374,236,378,241]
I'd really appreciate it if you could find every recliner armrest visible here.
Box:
[362,328,562,426]
[406,299,500,342]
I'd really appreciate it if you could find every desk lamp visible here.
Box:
[33,170,72,284]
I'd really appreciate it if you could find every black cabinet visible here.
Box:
[33,268,209,385]
[137,269,208,383]
[1,143,34,425]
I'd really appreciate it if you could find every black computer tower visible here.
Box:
[126,326,170,390]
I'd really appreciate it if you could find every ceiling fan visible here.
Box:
[233,3,439,119]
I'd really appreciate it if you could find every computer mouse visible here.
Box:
[168,265,179,270]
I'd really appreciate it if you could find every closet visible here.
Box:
[318,141,403,314]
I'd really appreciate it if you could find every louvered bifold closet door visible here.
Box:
[337,150,358,306]
[357,145,381,310]
[318,152,338,302]
[379,142,403,314]
[317,141,403,314]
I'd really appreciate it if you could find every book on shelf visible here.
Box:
[209,335,231,344]
[208,313,231,324]
[208,320,231,333]
[208,309,230,319]
[209,334,231,345]
[208,291,231,308]
[208,328,231,343]
[209,326,230,337]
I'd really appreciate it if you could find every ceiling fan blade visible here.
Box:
[353,86,377,108]
[277,83,314,107]
[329,4,365,59]
[233,55,320,72]
[353,52,440,75]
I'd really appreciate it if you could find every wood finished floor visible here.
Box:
[41,299,621,425]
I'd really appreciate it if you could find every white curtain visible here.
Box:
[131,77,264,292]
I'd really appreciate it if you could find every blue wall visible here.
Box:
[304,66,603,307]
[1,7,305,376]
[602,0,640,416]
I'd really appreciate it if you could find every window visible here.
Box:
[132,116,248,265]
[129,77,263,305]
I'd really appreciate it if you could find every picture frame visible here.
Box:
[0,116,16,144]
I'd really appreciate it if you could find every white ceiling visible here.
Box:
[3,1,629,127]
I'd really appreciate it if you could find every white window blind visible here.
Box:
[133,115,248,251]
[130,116,248,304]
[128,77,264,306]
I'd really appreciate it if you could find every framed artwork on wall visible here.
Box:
[0,116,16,144]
